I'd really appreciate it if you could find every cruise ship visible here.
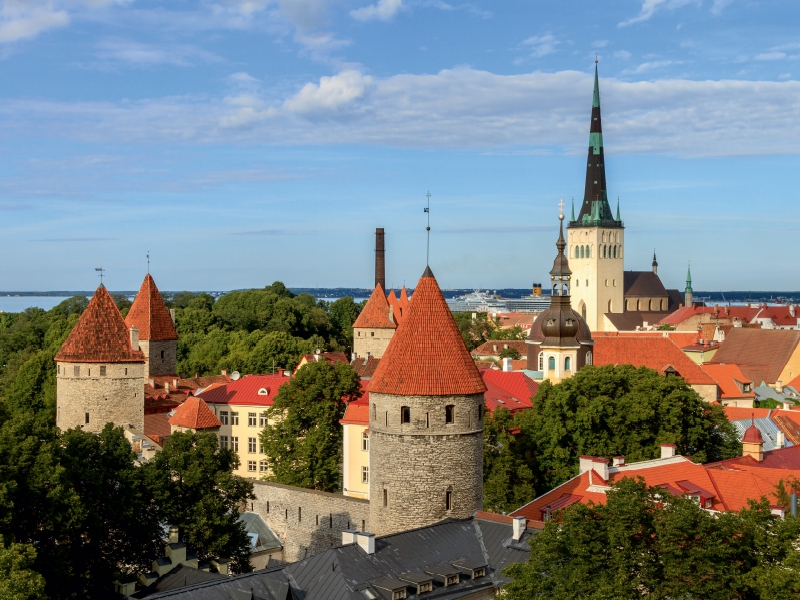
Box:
[446,286,551,314]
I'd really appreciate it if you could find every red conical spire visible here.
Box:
[370,267,486,396]
[353,283,396,329]
[125,274,178,341]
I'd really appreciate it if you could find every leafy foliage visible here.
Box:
[261,360,362,492]
[482,408,535,513]
[452,311,524,351]
[503,477,800,599]
[0,542,47,600]
[499,347,521,360]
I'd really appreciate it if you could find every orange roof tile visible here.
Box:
[55,285,145,364]
[370,267,487,397]
[340,395,370,425]
[701,363,755,399]
[723,406,771,422]
[593,336,716,385]
[353,284,396,329]
[710,328,800,384]
[168,397,221,429]
[125,274,178,341]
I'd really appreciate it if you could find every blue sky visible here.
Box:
[1,0,799,292]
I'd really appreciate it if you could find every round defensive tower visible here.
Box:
[368,266,487,536]
[125,274,179,378]
[55,285,145,432]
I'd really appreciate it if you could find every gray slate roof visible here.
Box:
[240,511,283,553]
[730,415,793,451]
[144,517,533,600]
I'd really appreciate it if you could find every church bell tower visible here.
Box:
[568,61,624,332]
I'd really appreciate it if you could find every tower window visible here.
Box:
[400,406,410,424]
[586,247,591,258]
[100,366,106,376]
[74,366,80,377]
[85,412,90,424]
[565,357,572,372]
[587,351,593,365]
[371,332,374,337]
[445,405,455,424]
[580,246,585,259]
[383,489,388,507]
[478,404,483,421]
[372,403,376,420]
[548,356,556,371]
[385,411,388,427]
[445,491,453,511]
[605,279,608,287]
[124,368,127,375]
[575,246,580,259]
[613,246,617,259]
[426,412,430,428]
[538,352,544,371]
[161,350,165,360]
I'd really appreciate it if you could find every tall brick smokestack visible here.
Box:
[375,228,385,291]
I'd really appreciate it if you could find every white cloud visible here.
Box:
[517,33,559,62]
[5,69,800,158]
[351,0,403,22]
[614,50,632,60]
[621,59,682,74]
[93,38,223,67]
[0,0,129,44]
[618,0,698,27]
[756,51,787,61]
[710,0,734,16]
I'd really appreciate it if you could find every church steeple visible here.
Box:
[570,62,622,228]
[685,263,694,307]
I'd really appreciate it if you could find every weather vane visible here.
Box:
[424,191,431,266]
[147,251,150,274]
[95,267,105,285]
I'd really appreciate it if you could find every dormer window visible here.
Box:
[258,388,269,395]
[445,575,459,586]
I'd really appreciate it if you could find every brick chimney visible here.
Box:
[375,227,385,291]
[129,326,139,352]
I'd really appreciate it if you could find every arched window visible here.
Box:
[602,245,606,258]
[564,356,572,372]
[608,299,612,312]
[548,356,555,370]
[586,246,591,258]
[586,351,592,365]
[575,246,580,259]
[538,352,544,371]
[613,245,617,259]
[580,246,585,258]
[581,303,587,319]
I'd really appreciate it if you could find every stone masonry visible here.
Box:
[353,327,394,359]
[139,339,177,378]
[251,480,370,562]
[56,361,145,431]
[368,391,484,536]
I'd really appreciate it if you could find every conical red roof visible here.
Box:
[169,397,221,430]
[370,267,486,396]
[125,274,178,341]
[55,286,144,363]
[353,284,396,329]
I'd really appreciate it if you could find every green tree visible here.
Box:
[503,477,800,599]
[0,543,47,600]
[261,360,362,492]
[143,431,254,574]
[483,408,535,513]
[499,347,521,360]
[109,293,132,313]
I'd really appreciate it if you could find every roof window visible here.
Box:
[258,388,270,395]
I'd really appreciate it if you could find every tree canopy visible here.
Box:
[503,477,800,600]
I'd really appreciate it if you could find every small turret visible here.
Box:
[652,250,658,275]
[685,263,694,307]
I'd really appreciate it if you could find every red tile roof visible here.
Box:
[340,395,370,425]
[723,406,771,422]
[471,340,528,358]
[659,305,761,327]
[481,370,537,414]
[719,444,800,470]
[169,397,222,430]
[125,274,178,341]
[710,328,800,384]
[295,352,350,373]
[144,412,172,444]
[197,373,292,407]
[370,267,487,397]
[353,284,396,329]
[702,363,755,399]
[351,356,381,378]
[55,285,145,364]
[593,336,716,385]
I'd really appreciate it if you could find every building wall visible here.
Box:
[778,344,800,385]
[140,339,177,378]
[368,392,484,537]
[207,401,272,479]
[250,480,370,562]
[568,226,624,332]
[353,328,394,359]
[56,360,145,431]
[343,423,370,499]
[527,343,591,384]
[692,384,718,404]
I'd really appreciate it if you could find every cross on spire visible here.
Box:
[424,191,431,266]
[558,198,564,216]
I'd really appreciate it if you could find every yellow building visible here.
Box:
[198,373,291,479]
[340,395,370,499]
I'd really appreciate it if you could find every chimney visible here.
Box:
[164,381,170,393]
[791,305,796,317]
[173,378,179,389]
[148,378,156,388]
[502,357,513,372]
[612,456,625,467]
[169,308,176,323]
[388,304,394,324]
[341,530,358,545]
[168,526,179,544]
[660,444,677,459]
[129,326,139,351]
[221,369,227,377]
[375,228,386,291]
[777,431,786,448]
[776,380,784,394]
[512,516,526,541]
[578,456,594,475]
[356,531,375,554]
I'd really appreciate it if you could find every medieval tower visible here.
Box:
[527,211,594,382]
[568,63,625,331]
[55,285,145,431]
[367,266,486,536]
[125,273,179,378]
[353,228,397,359]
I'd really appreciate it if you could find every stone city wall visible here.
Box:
[251,480,370,562]
[140,339,177,378]
[353,328,394,359]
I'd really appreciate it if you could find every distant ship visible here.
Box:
[446,286,551,314]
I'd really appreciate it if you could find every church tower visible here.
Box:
[368,266,486,536]
[568,62,624,332]
[685,264,693,307]
[125,274,178,378]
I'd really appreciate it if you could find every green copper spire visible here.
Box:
[592,62,600,108]
[685,264,693,294]
[571,198,575,221]
[616,197,620,221]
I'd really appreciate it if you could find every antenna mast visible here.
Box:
[424,191,431,266]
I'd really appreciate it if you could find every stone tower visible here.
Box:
[368,266,486,536]
[55,285,145,431]
[527,212,593,382]
[125,274,179,378]
[352,284,397,359]
[568,62,625,332]
[685,264,693,307]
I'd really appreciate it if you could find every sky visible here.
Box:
[0,0,799,292]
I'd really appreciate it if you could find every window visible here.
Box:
[362,433,369,451]
[259,413,267,427]
[613,246,617,258]
[248,413,257,427]
[548,356,556,370]
[605,279,608,287]
[425,412,429,428]
[445,491,453,511]
[478,404,483,421]
[231,437,239,451]
[231,412,239,425]
[248,437,257,453]
[298,507,302,522]
[85,412,90,424]
[603,245,606,258]
[362,466,369,483]
[259,460,268,473]
[372,403,376,421]
[383,489,388,507]
[247,461,256,472]
[371,331,374,337]
[445,575,459,586]
[220,411,229,425]
[586,351,592,366]
[575,246,580,258]
[586,246,591,258]
[613,279,617,287]
[580,245,584,258]
[400,406,410,424]
[74,366,80,376]
[445,405,455,424]
[219,436,228,449]
[124,368,127,375]
[538,352,544,371]
[258,388,269,396]
[565,357,572,372]
[161,350,165,360]
[392,590,406,600]
[57,365,60,375]
[385,411,388,427]
[100,366,106,376]
[259,441,265,454]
